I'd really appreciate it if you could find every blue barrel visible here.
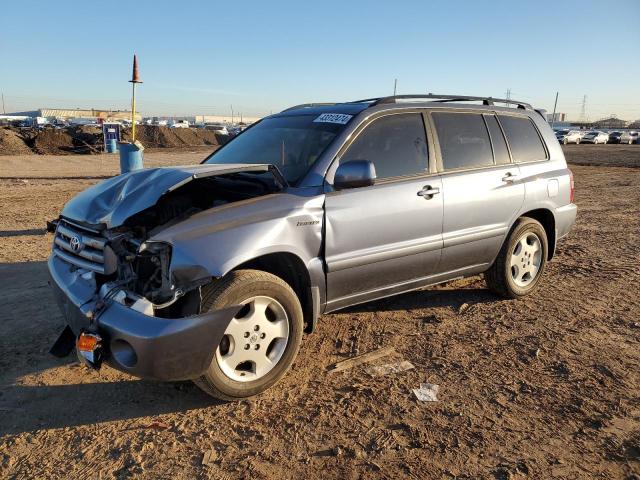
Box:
[118,142,144,173]
[106,139,118,153]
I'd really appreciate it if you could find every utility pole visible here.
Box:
[231,105,234,124]
[393,79,397,96]
[551,91,559,128]
[579,95,587,122]
[1,92,5,114]
[505,88,511,108]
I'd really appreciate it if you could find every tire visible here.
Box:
[485,217,548,298]
[194,269,304,400]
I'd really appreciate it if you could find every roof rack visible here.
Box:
[350,94,532,110]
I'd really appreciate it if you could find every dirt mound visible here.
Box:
[2,125,228,155]
[0,128,33,155]
[31,129,76,155]
[121,125,223,148]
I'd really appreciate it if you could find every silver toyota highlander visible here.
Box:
[48,94,577,400]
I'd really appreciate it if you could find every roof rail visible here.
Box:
[280,102,336,112]
[351,94,532,110]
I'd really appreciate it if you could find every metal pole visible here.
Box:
[131,82,137,142]
[393,79,397,96]
[551,91,559,128]
[1,93,5,114]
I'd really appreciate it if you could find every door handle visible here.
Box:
[417,186,440,199]
[502,172,519,183]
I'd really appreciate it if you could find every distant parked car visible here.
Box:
[619,131,639,145]
[607,131,623,144]
[556,129,583,145]
[169,120,190,128]
[205,123,229,135]
[580,131,609,144]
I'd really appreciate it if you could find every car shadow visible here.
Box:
[0,259,498,436]
[337,280,498,314]
[0,380,220,436]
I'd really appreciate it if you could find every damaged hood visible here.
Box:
[61,163,286,228]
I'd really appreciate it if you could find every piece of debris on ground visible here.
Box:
[365,360,415,376]
[413,383,440,402]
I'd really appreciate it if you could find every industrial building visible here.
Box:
[5,108,140,122]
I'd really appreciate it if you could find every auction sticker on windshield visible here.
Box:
[313,113,353,124]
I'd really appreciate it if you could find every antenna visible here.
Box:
[551,91,559,128]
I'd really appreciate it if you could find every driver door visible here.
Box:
[324,112,443,311]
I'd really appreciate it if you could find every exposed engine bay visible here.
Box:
[53,170,283,318]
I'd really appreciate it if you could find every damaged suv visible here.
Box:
[48,94,577,400]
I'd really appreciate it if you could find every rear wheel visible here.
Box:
[194,269,304,400]
[485,217,548,298]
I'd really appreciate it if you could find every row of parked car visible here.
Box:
[555,129,639,145]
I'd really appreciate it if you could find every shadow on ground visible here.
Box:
[0,259,498,436]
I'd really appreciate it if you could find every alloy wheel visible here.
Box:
[510,233,543,287]
[216,296,289,382]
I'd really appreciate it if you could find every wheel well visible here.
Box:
[520,209,556,259]
[233,253,315,333]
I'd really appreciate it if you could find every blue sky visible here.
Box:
[2,0,639,120]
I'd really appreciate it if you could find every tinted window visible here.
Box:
[485,115,511,165]
[341,113,428,179]
[432,112,493,170]
[498,115,547,163]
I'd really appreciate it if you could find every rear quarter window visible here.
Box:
[498,115,547,163]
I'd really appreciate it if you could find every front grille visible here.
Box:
[53,220,115,274]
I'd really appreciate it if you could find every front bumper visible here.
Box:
[48,254,239,381]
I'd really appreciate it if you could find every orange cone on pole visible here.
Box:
[119,54,144,173]
[128,54,142,142]
[130,54,143,84]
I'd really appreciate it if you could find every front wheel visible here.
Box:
[194,269,304,400]
[485,217,548,298]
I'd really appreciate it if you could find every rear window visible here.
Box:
[432,112,493,170]
[498,115,547,163]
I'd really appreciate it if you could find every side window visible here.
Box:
[484,115,511,165]
[498,115,547,163]
[341,113,428,179]
[432,112,493,170]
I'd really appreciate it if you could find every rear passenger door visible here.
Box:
[430,111,525,273]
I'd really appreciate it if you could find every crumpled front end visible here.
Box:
[47,163,291,380]
[48,253,240,381]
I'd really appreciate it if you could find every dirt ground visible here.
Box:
[0,146,639,479]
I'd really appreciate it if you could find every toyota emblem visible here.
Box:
[69,235,83,253]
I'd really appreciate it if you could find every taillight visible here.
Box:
[569,169,575,203]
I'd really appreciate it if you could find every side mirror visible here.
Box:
[333,160,377,190]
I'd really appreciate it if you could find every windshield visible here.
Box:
[204,115,348,184]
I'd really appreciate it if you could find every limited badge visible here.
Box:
[313,113,353,125]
